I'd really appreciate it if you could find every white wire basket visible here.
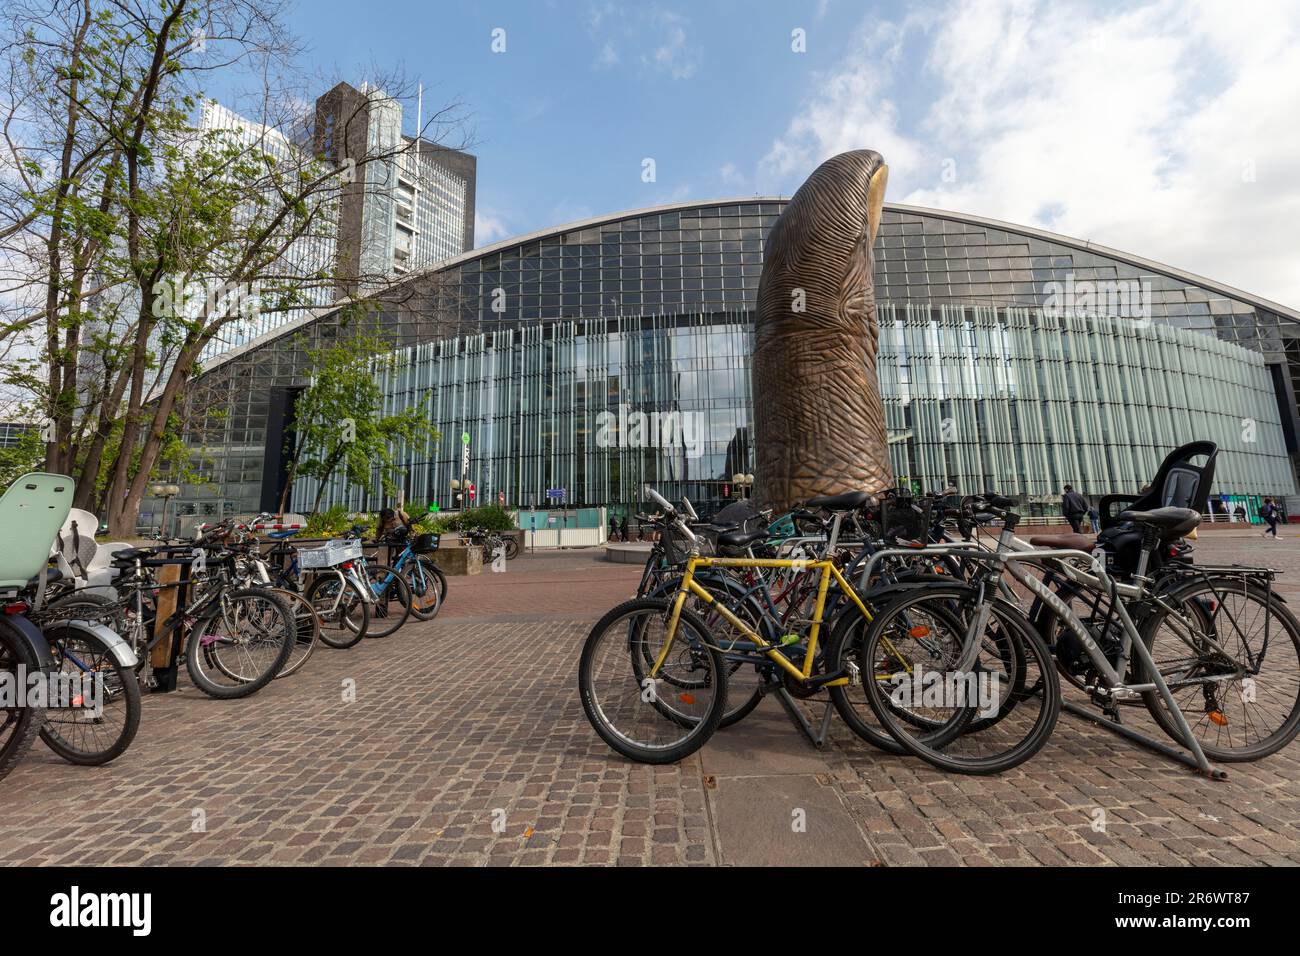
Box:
[297,538,363,569]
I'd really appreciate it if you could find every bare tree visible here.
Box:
[0,0,471,534]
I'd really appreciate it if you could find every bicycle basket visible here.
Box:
[297,538,363,569]
[412,532,440,553]
[879,496,932,542]
[660,526,714,565]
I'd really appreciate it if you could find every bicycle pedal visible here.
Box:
[845,660,861,686]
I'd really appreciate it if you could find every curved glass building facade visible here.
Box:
[176,198,1300,523]
[292,303,1289,515]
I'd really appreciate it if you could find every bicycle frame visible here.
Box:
[862,539,1228,777]
[651,554,878,688]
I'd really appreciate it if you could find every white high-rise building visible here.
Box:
[198,85,476,361]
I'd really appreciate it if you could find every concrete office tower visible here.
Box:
[312,82,475,297]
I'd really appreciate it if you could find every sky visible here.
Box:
[253,0,1299,305]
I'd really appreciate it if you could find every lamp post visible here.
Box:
[731,473,755,499]
[149,483,180,538]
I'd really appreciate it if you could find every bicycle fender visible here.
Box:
[2,613,56,670]
[45,618,138,669]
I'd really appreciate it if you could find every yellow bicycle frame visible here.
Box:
[649,554,875,686]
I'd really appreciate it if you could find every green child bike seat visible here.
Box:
[0,472,75,589]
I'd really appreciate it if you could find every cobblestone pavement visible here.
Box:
[2,531,1299,866]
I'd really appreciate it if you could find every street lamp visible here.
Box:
[731,473,755,499]
[149,483,180,538]
[450,479,462,510]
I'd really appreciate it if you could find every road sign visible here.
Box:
[545,487,566,502]
[498,491,505,506]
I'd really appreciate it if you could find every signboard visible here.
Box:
[545,487,566,502]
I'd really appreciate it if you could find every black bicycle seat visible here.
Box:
[25,566,63,588]
[805,490,871,511]
[716,529,770,549]
[1117,506,1201,539]
[110,547,154,562]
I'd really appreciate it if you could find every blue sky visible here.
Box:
[248,0,1300,305]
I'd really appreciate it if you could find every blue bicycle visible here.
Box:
[371,526,445,621]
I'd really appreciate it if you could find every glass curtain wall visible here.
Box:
[295,303,1292,514]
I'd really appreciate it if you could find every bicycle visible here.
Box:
[856,494,1300,775]
[49,538,295,699]
[580,487,893,763]
[372,525,446,621]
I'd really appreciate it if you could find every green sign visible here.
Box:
[428,502,439,513]
[461,432,470,445]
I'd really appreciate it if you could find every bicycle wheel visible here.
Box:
[1138,577,1300,761]
[402,556,442,621]
[306,573,369,648]
[504,536,520,560]
[647,576,766,727]
[269,588,320,678]
[861,586,1060,775]
[39,622,142,765]
[361,563,412,638]
[0,617,42,781]
[826,609,911,754]
[579,598,727,764]
[186,588,295,698]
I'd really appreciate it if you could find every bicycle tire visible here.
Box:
[504,537,520,560]
[306,573,369,648]
[861,586,1061,775]
[401,556,442,621]
[268,587,320,678]
[361,563,412,637]
[39,622,142,766]
[579,598,727,764]
[646,575,767,727]
[185,588,295,698]
[0,617,43,782]
[1137,577,1300,762]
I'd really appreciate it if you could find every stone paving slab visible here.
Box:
[1,534,1298,866]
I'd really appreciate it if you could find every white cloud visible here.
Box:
[585,5,700,80]
[594,41,619,70]
[474,207,511,246]
[645,10,698,80]
[762,0,1300,306]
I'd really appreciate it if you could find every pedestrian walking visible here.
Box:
[619,516,629,542]
[609,516,618,541]
[1261,497,1281,539]
[1087,506,1100,534]
[1061,484,1089,534]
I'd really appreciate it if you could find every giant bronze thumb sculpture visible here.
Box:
[753,149,892,513]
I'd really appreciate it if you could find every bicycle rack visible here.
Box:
[1058,700,1227,779]
[772,687,837,748]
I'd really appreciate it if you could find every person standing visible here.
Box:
[609,516,618,541]
[1061,484,1088,534]
[1087,505,1101,534]
[619,515,629,542]
[1261,497,1281,539]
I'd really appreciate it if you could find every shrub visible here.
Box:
[303,505,374,537]
[445,504,516,532]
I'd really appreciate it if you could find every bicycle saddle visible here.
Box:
[1117,506,1201,539]
[110,546,155,562]
[716,529,770,548]
[805,490,871,511]
[268,529,300,539]
[25,565,63,588]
